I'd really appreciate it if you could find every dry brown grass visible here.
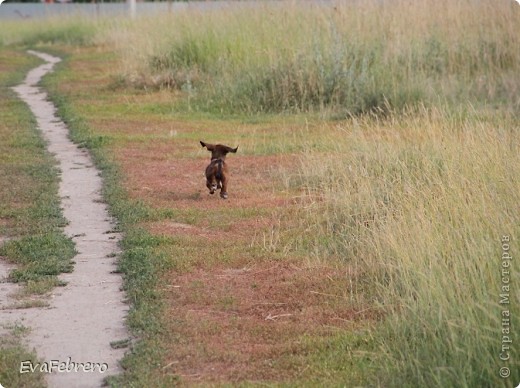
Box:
[161,259,371,384]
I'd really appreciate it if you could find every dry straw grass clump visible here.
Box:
[111,0,519,114]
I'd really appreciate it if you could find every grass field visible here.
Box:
[0,1,519,386]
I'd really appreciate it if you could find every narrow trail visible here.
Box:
[0,51,128,387]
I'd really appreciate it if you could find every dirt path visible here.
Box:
[0,51,128,387]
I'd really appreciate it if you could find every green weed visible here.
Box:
[0,342,45,388]
[1,233,75,282]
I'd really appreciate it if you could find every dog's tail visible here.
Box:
[215,159,223,180]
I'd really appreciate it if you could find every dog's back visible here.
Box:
[205,158,224,181]
[200,141,238,199]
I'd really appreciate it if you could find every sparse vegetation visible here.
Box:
[0,0,518,386]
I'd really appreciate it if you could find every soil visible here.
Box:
[0,51,128,387]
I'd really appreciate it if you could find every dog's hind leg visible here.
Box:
[220,176,228,199]
[206,178,217,194]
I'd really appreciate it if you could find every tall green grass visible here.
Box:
[2,1,518,114]
[110,0,519,114]
[289,107,519,386]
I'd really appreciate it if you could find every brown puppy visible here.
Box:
[200,141,238,199]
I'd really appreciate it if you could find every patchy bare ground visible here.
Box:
[114,133,369,383]
[162,260,368,383]
[117,145,294,210]
[45,47,375,385]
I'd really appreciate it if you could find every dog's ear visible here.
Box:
[200,141,215,151]
[224,145,238,153]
